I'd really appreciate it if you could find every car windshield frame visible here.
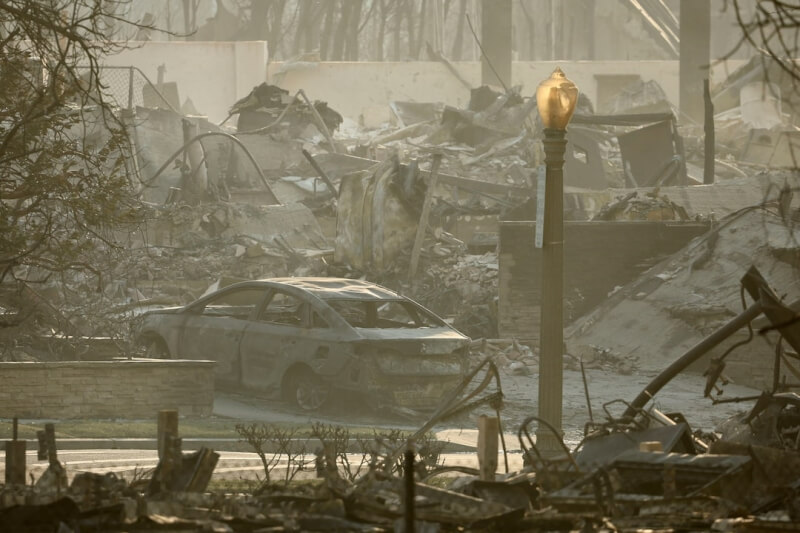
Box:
[185,285,269,320]
[325,298,446,329]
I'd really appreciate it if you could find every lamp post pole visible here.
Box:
[537,127,567,453]
[535,68,578,454]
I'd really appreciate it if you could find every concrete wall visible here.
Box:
[104,41,269,123]
[97,50,747,127]
[0,359,215,419]
[268,60,747,127]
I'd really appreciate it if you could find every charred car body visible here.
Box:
[136,278,470,411]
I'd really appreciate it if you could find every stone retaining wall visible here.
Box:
[0,359,215,419]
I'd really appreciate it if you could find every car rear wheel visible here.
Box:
[145,338,170,359]
[289,369,329,411]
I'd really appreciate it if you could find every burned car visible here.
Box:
[136,277,470,411]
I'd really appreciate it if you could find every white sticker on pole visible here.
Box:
[535,165,545,249]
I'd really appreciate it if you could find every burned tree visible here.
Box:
[728,1,800,80]
[0,1,157,347]
[721,1,800,121]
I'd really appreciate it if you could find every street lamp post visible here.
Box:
[535,68,578,454]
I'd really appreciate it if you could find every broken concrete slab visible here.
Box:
[565,204,800,388]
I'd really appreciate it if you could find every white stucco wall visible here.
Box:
[269,60,747,127]
[104,41,268,123]
[97,47,747,127]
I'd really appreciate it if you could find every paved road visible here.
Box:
[215,369,762,448]
[213,391,420,429]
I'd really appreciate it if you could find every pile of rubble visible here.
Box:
[592,190,691,221]
[567,201,800,388]
[130,202,331,285]
[361,85,545,191]
[470,339,537,376]
[367,250,500,339]
[10,53,800,356]
[565,343,639,375]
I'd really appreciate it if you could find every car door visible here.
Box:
[177,286,269,385]
[239,289,331,392]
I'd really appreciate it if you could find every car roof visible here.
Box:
[261,277,402,301]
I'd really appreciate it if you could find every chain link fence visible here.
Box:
[77,65,177,112]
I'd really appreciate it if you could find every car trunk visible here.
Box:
[352,329,469,409]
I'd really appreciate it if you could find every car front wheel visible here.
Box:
[289,369,329,411]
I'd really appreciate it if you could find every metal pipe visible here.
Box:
[301,149,338,198]
[703,78,715,184]
[624,301,763,419]
[141,131,280,205]
[296,89,338,153]
[580,359,594,424]
[127,66,134,111]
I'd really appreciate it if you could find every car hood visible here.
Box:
[353,326,467,341]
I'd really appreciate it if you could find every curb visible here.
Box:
[9,438,481,454]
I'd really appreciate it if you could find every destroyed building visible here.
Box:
[3,0,800,531]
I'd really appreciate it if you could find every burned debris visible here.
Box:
[230,82,344,138]
[7,313,800,532]
[4,72,800,528]
[5,0,800,531]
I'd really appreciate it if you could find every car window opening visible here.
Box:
[197,288,266,320]
[327,299,444,329]
[312,312,330,328]
[259,292,306,327]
